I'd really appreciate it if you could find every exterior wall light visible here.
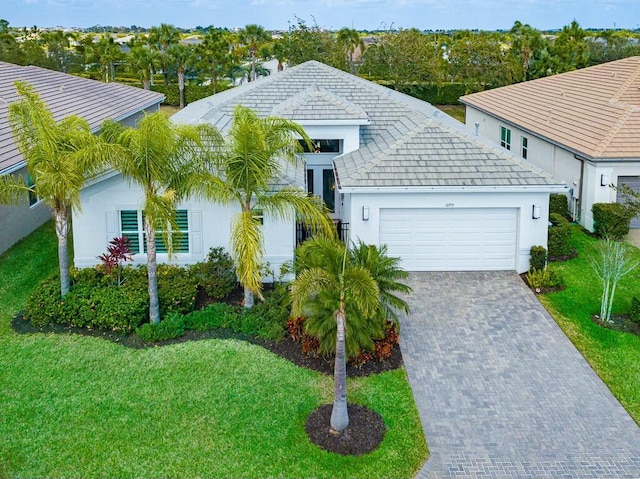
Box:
[532,204,541,219]
[362,206,369,221]
[601,174,610,186]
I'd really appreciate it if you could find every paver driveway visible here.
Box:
[400,271,640,479]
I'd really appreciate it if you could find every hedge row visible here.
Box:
[548,213,572,257]
[374,81,479,105]
[592,202,632,240]
[150,83,232,106]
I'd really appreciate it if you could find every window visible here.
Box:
[298,139,342,153]
[26,174,39,207]
[306,169,314,195]
[322,169,336,212]
[120,210,189,254]
[521,137,528,160]
[500,126,511,150]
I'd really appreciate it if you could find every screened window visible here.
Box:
[521,137,528,160]
[120,210,189,254]
[500,126,511,150]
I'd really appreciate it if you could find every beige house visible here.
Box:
[0,62,164,255]
[460,56,640,230]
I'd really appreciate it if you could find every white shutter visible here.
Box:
[190,210,203,256]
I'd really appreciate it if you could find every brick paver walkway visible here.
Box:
[400,271,640,479]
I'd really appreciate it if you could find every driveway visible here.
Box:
[400,271,640,479]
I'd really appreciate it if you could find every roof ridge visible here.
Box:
[593,105,636,157]
[608,56,640,105]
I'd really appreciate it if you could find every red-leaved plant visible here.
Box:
[98,236,134,285]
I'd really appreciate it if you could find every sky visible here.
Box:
[3,0,639,31]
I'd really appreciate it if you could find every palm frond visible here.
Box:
[230,209,265,296]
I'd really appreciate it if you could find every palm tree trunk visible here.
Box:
[143,79,150,90]
[53,207,71,297]
[145,218,161,324]
[251,51,256,82]
[330,308,349,433]
[178,70,185,109]
[244,286,254,308]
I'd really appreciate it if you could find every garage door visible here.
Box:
[379,208,518,271]
[616,176,640,229]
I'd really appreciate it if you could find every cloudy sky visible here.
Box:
[3,0,638,31]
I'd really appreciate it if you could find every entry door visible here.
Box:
[307,167,338,219]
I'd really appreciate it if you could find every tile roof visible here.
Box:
[460,56,640,160]
[0,62,164,174]
[172,60,561,190]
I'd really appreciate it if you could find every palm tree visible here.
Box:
[337,28,365,74]
[0,81,113,296]
[128,45,160,90]
[229,63,270,85]
[193,104,334,308]
[101,112,221,324]
[239,24,270,81]
[290,236,380,433]
[198,28,233,94]
[87,33,121,82]
[168,44,194,108]
[148,23,181,86]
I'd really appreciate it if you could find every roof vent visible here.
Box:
[59,85,65,92]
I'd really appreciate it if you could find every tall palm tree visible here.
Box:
[337,28,365,74]
[193,104,334,308]
[128,45,160,90]
[101,112,221,324]
[168,44,194,108]
[148,23,181,86]
[87,33,121,82]
[239,24,270,82]
[0,81,113,296]
[290,236,380,433]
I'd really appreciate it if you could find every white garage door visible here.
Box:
[379,208,518,271]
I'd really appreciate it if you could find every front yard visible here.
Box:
[0,222,427,478]
[540,225,640,424]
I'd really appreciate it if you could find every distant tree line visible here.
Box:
[2,17,639,107]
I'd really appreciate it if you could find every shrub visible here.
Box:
[150,83,232,106]
[592,203,632,240]
[526,268,564,292]
[239,285,289,341]
[375,81,477,105]
[630,297,640,324]
[189,247,237,300]
[136,313,186,342]
[90,286,148,333]
[157,264,199,315]
[548,214,572,257]
[529,246,547,271]
[183,303,240,331]
[24,276,65,326]
[549,194,569,218]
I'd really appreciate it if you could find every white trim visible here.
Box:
[338,185,568,194]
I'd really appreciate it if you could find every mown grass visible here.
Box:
[540,226,640,424]
[0,221,427,478]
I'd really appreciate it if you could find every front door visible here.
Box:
[307,166,339,220]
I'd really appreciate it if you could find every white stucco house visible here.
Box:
[73,61,565,275]
[0,61,164,255]
[461,56,640,230]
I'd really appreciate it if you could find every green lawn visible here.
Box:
[435,105,465,123]
[541,226,640,424]
[0,221,427,479]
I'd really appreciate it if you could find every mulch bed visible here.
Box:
[11,314,403,378]
[518,273,565,295]
[591,313,640,337]
[305,404,386,456]
[548,249,578,262]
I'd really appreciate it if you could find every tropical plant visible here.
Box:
[293,237,410,359]
[192,104,334,308]
[590,239,639,322]
[127,45,161,90]
[168,44,194,108]
[238,24,270,82]
[98,236,134,285]
[198,28,233,94]
[229,63,270,84]
[337,27,365,74]
[0,81,114,296]
[86,33,122,82]
[290,236,380,433]
[101,111,221,323]
[147,23,181,86]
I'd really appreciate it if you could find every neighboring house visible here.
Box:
[73,61,564,274]
[460,56,640,230]
[0,61,164,255]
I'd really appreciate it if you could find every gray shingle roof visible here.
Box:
[0,62,164,174]
[171,60,562,189]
